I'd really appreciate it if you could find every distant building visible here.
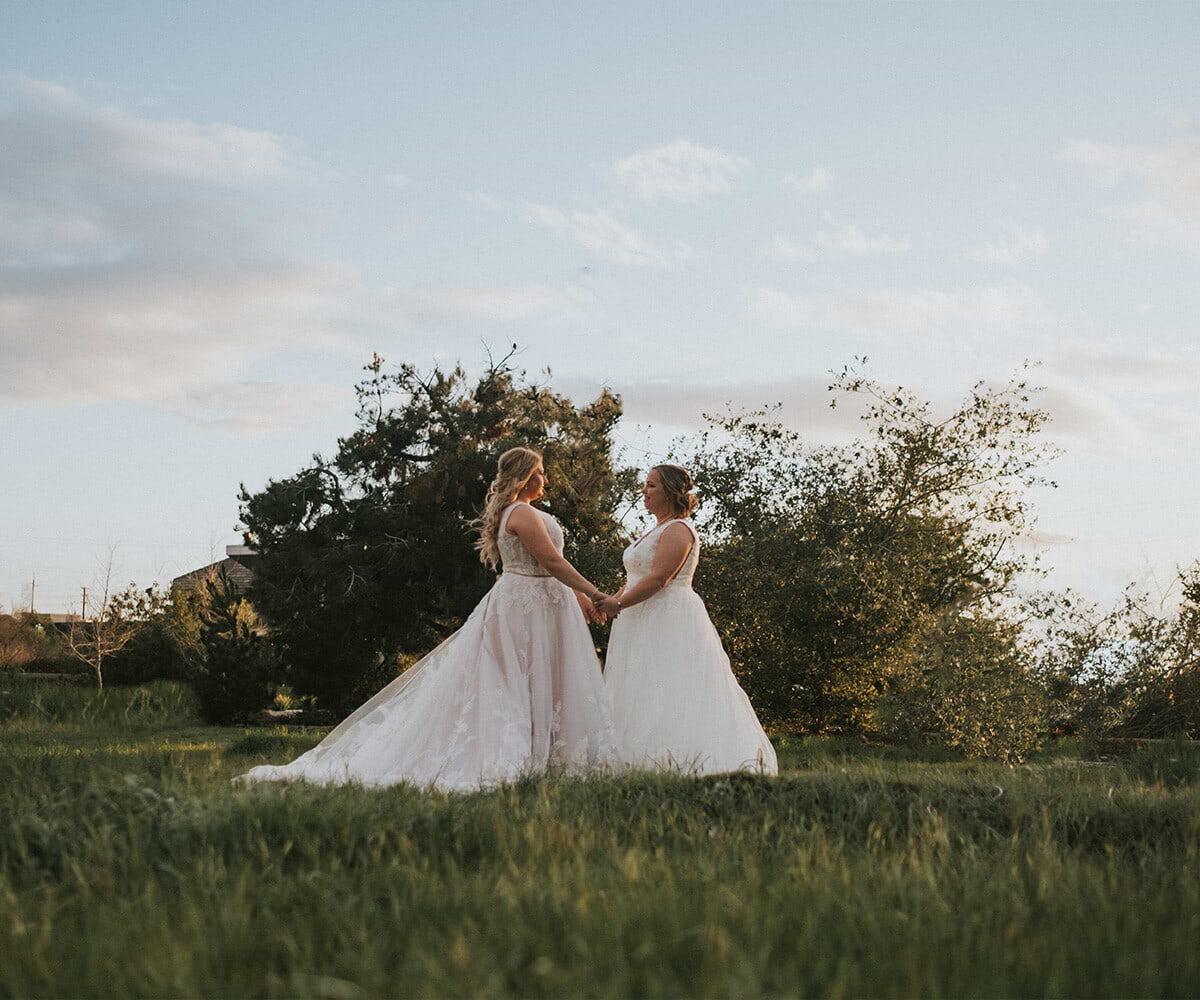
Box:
[171,545,260,596]
[0,612,80,625]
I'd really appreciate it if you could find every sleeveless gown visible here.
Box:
[604,520,778,775]
[239,502,616,791]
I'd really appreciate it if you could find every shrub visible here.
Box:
[193,569,280,724]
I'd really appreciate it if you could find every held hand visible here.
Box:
[575,590,599,625]
[596,595,622,619]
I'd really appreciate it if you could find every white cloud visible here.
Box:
[1067,136,1200,208]
[814,216,911,257]
[10,75,301,186]
[782,167,833,194]
[523,202,693,266]
[1068,135,1200,255]
[382,283,592,325]
[763,214,911,261]
[1104,199,1200,256]
[0,78,344,433]
[1046,344,1200,391]
[172,380,350,436]
[560,374,867,436]
[761,235,815,262]
[827,284,1054,332]
[463,191,508,211]
[384,172,409,188]
[743,286,811,329]
[967,223,1048,264]
[1035,345,1200,452]
[611,139,750,203]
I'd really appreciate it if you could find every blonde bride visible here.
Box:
[239,447,616,791]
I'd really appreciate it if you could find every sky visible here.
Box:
[2,1,1199,615]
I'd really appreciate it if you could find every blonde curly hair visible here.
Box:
[474,446,543,568]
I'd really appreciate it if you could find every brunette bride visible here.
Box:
[598,465,777,775]
[238,446,616,791]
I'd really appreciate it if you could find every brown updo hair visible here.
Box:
[651,464,697,518]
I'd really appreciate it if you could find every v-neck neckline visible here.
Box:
[631,518,682,550]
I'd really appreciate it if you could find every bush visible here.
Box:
[1031,564,1200,742]
[192,569,280,724]
[1,613,68,670]
[874,613,1045,761]
[104,620,194,686]
[18,656,86,676]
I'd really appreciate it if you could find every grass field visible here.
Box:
[2,675,1199,998]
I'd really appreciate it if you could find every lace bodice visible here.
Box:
[498,502,563,576]
[623,519,699,590]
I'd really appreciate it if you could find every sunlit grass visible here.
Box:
[2,680,1198,997]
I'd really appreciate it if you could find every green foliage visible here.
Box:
[240,351,635,713]
[1031,563,1200,741]
[682,361,1058,755]
[104,588,203,686]
[192,569,279,724]
[2,721,1200,998]
[63,579,177,688]
[873,612,1046,761]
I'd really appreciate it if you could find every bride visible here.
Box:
[598,465,777,775]
[239,447,617,791]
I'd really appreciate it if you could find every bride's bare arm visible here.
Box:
[505,505,605,603]
[599,522,692,614]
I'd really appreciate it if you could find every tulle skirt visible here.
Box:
[604,584,777,775]
[238,573,617,791]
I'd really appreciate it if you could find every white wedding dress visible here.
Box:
[604,520,778,775]
[239,502,617,791]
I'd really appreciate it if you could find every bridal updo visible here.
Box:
[475,447,543,568]
[651,464,697,518]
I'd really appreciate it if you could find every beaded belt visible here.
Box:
[502,569,552,579]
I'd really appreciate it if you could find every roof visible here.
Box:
[171,547,259,596]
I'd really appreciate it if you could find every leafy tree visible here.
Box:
[239,350,635,713]
[194,568,278,724]
[681,360,1058,752]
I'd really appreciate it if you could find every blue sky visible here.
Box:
[2,1,1199,614]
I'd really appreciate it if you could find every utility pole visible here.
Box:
[81,586,87,621]
[29,574,35,613]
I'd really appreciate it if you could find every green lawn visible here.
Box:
[2,677,1199,998]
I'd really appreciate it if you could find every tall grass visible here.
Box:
[1,686,1198,997]
[0,673,199,730]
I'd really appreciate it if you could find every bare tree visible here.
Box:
[64,554,165,689]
